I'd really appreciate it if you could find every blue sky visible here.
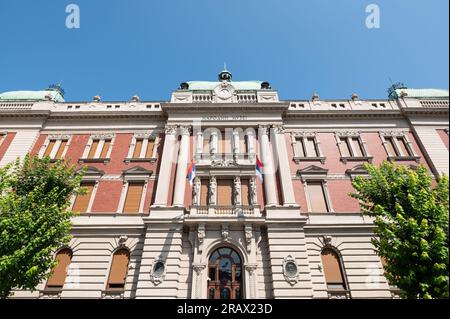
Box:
[0,0,448,101]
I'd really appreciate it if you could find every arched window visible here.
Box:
[46,248,73,289]
[208,247,243,299]
[321,248,346,290]
[106,249,130,290]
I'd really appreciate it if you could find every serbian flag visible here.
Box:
[255,156,263,181]
[186,159,196,187]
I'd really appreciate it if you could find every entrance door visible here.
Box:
[207,247,242,299]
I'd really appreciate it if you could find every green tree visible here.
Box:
[0,155,84,298]
[350,161,449,299]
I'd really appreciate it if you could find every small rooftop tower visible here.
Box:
[218,64,232,82]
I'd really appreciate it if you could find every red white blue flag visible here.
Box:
[256,156,263,181]
[186,159,196,186]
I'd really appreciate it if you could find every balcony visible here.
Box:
[190,205,261,217]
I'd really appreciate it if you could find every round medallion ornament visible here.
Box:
[150,259,167,285]
[285,261,298,277]
[283,255,299,285]
[153,261,165,277]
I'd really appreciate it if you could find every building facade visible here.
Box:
[0,70,448,299]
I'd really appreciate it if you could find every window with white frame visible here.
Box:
[70,167,103,214]
[126,133,158,162]
[80,134,115,162]
[297,166,333,213]
[305,181,330,213]
[39,135,71,160]
[335,132,372,163]
[118,167,152,214]
[291,132,325,163]
[379,131,419,161]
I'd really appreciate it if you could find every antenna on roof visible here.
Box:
[223,62,227,71]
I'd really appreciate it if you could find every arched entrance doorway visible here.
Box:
[207,247,243,299]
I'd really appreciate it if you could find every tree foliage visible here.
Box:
[350,161,449,299]
[0,155,84,298]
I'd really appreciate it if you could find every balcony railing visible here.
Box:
[190,205,261,217]
[196,152,255,162]
[327,290,351,299]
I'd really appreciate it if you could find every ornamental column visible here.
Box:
[273,125,297,206]
[173,126,191,207]
[258,126,278,206]
[195,131,203,161]
[153,125,177,207]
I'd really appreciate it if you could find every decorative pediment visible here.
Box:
[78,166,105,179]
[297,165,328,181]
[297,165,328,175]
[122,166,153,176]
[345,164,368,177]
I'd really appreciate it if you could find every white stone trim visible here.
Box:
[303,179,334,213]
[117,182,129,214]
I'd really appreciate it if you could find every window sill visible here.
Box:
[293,157,326,164]
[78,158,110,164]
[340,156,373,164]
[124,157,157,164]
[387,155,420,163]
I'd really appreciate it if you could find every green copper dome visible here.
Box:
[0,86,65,102]
[394,88,449,99]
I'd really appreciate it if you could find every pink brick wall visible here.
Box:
[0,132,16,160]
[437,129,449,150]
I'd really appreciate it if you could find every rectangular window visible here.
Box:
[304,137,318,157]
[131,138,156,159]
[123,182,144,213]
[145,139,155,158]
[240,135,247,154]
[200,179,209,206]
[351,138,364,157]
[295,138,305,157]
[307,182,328,213]
[385,137,397,156]
[44,139,68,159]
[100,139,111,158]
[203,136,210,154]
[133,139,143,158]
[55,140,68,159]
[339,138,351,157]
[87,140,100,159]
[396,137,411,156]
[217,179,233,206]
[219,134,232,154]
[88,139,111,159]
[72,182,95,213]
[241,179,249,206]
[44,140,57,158]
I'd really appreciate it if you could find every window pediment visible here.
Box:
[297,165,328,181]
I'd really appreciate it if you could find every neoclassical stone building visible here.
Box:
[0,70,448,299]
